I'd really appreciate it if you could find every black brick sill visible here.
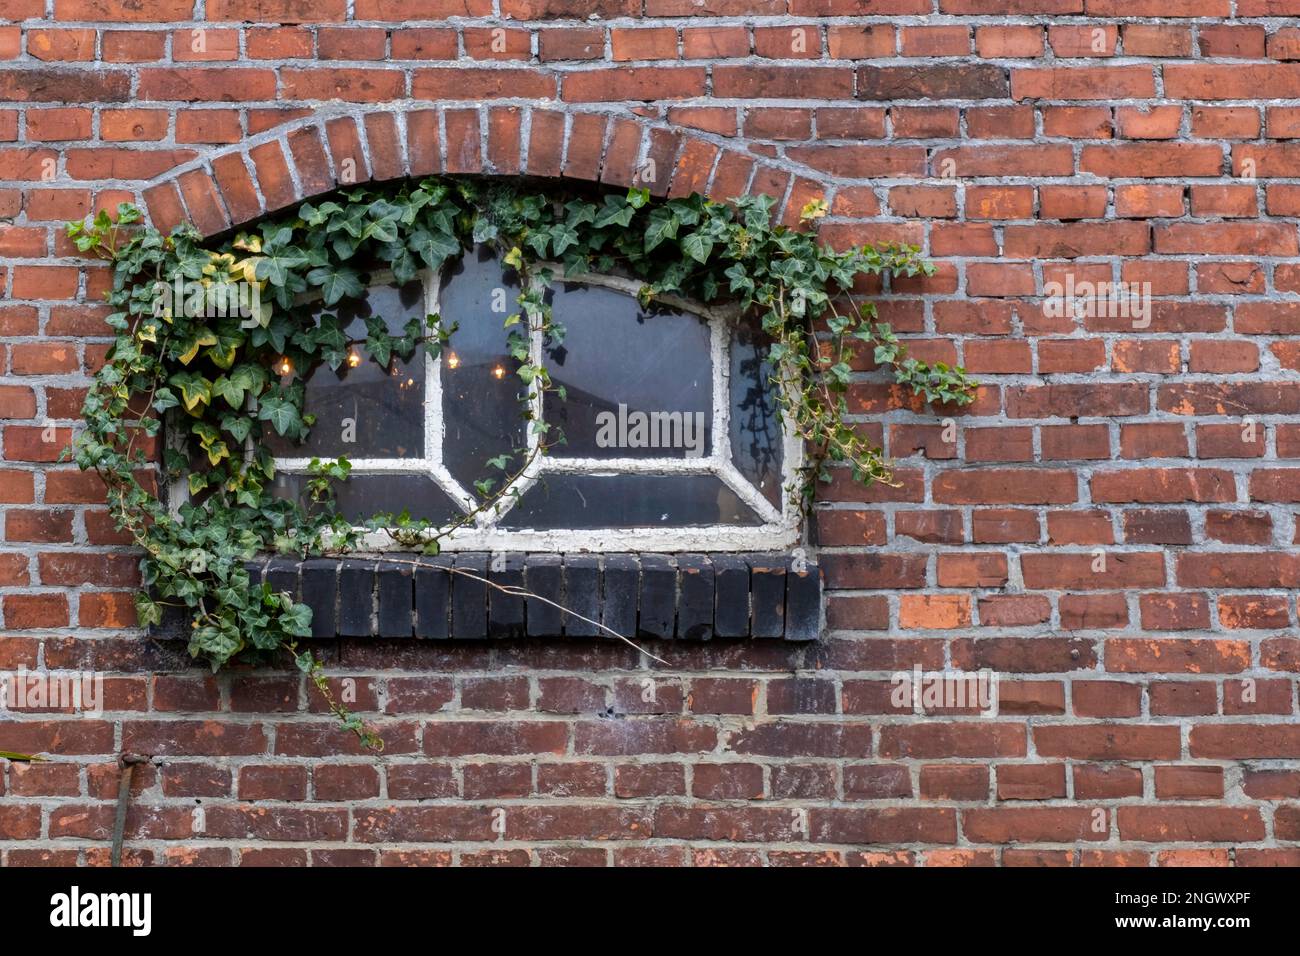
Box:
[156,553,822,642]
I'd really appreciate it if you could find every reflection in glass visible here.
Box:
[501,474,761,529]
[730,322,784,507]
[439,246,528,493]
[266,282,426,459]
[271,472,461,524]
[544,283,712,459]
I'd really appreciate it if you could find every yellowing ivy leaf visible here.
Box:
[204,439,230,466]
[800,198,829,222]
[177,331,218,366]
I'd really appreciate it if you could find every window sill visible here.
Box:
[156,553,822,642]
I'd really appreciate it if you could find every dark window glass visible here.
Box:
[271,473,461,524]
[500,474,761,529]
[267,281,426,459]
[544,283,713,459]
[729,323,784,507]
[439,245,528,493]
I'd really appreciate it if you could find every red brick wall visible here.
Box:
[2,1,1300,867]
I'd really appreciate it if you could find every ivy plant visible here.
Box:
[68,179,975,747]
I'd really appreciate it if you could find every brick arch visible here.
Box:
[138,105,826,241]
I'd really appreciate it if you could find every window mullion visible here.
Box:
[711,313,729,465]
[425,265,476,515]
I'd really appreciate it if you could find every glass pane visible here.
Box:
[271,472,460,525]
[266,281,426,459]
[730,322,784,508]
[500,474,762,529]
[544,283,713,459]
[439,245,528,494]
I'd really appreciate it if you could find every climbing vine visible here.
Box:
[68,179,975,747]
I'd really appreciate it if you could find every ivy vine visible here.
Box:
[68,179,975,747]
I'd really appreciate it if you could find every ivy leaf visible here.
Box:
[472,217,498,244]
[255,247,309,287]
[219,413,253,443]
[211,374,246,409]
[204,328,244,370]
[800,198,829,222]
[307,264,364,306]
[134,594,163,628]
[229,363,267,397]
[312,318,350,371]
[565,200,597,227]
[644,208,680,252]
[300,202,327,227]
[361,216,399,244]
[257,395,302,437]
[152,387,180,413]
[389,249,418,285]
[549,222,579,256]
[364,317,393,369]
[176,330,218,366]
[396,316,425,361]
[280,602,313,637]
[251,314,294,354]
[407,227,460,271]
[593,195,635,229]
[173,247,212,280]
[525,230,550,258]
[169,371,212,412]
[681,232,713,264]
[203,439,229,466]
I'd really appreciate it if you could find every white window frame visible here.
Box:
[269,262,804,553]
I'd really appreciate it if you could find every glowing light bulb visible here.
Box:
[347,350,361,368]
[445,352,460,370]
[492,365,506,380]
[277,357,292,376]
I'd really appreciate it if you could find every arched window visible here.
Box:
[267,245,801,552]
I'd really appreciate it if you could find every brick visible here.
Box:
[1118,807,1263,842]
[566,67,704,102]
[1036,725,1180,761]
[1123,24,1192,57]
[996,764,1066,801]
[1012,66,1155,101]
[1022,552,1165,590]
[541,28,605,62]
[934,470,1077,505]
[1075,765,1143,800]
[1090,468,1236,503]
[209,0,348,21]
[860,64,1006,100]
[978,595,1051,627]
